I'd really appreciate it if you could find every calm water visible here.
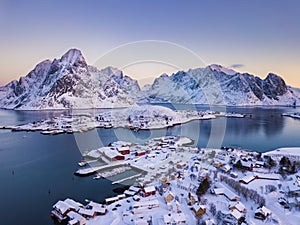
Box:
[0,105,300,225]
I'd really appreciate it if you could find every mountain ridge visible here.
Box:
[0,49,299,109]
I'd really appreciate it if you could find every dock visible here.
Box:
[74,162,128,176]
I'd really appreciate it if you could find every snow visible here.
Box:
[1,49,299,109]
[209,64,237,75]
[144,186,156,193]
[265,147,300,158]
[52,138,300,225]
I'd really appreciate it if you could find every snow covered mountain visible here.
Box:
[0,49,140,109]
[140,64,300,106]
[0,49,299,110]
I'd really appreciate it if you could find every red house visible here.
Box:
[143,186,156,197]
[105,150,125,161]
[117,147,130,155]
[136,150,146,156]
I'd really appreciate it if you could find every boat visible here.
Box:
[93,173,102,180]
[78,160,87,167]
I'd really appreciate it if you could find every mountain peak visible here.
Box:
[209,64,237,75]
[60,48,87,67]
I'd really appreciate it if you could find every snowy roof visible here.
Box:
[240,160,253,168]
[133,199,159,208]
[78,208,94,217]
[213,188,225,195]
[134,219,149,225]
[129,186,140,192]
[255,206,271,216]
[87,201,103,208]
[229,201,246,212]
[117,194,126,199]
[224,189,239,201]
[68,219,78,225]
[144,185,156,193]
[163,191,174,198]
[117,146,130,151]
[230,209,243,220]
[173,213,186,222]
[124,190,136,196]
[87,201,106,213]
[54,200,73,215]
[239,174,257,184]
[193,204,206,212]
[214,186,239,200]
[105,196,119,203]
[64,198,83,211]
[223,164,231,171]
[67,211,86,222]
[104,149,124,159]
[255,161,265,165]
[256,173,280,180]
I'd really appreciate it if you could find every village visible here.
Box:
[0,105,245,135]
[51,136,300,225]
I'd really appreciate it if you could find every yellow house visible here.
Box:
[193,204,206,217]
[164,191,175,203]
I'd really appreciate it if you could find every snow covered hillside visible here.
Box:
[0,49,299,110]
[0,49,139,110]
[140,64,300,106]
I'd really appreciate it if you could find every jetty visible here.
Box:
[74,162,128,176]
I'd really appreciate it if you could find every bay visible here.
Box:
[0,105,299,225]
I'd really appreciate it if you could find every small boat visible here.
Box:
[78,160,87,167]
[93,173,101,180]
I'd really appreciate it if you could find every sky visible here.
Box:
[0,0,300,87]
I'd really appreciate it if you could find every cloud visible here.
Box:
[230,64,245,69]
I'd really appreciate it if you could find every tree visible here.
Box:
[235,160,243,169]
[280,156,287,166]
[196,177,211,198]
[209,203,217,216]
[291,162,297,174]
[265,156,276,169]
[216,210,223,224]
[256,152,262,161]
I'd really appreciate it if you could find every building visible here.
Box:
[136,150,146,156]
[164,213,186,224]
[117,146,130,155]
[225,209,244,224]
[229,201,247,213]
[67,211,86,225]
[105,196,119,205]
[143,186,156,197]
[104,150,125,161]
[222,164,231,173]
[239,175,257,184]
[86,201,106,216]
[51,199,83,223]
[166,200,181,212]
[254,206,271,220]
[132,199,160,210]
[164,191,175,203]
[51,200,75,222]
[235,160,253,171]
[192,204,206,216]
[78,208,95,219]
[212,187,240,201]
